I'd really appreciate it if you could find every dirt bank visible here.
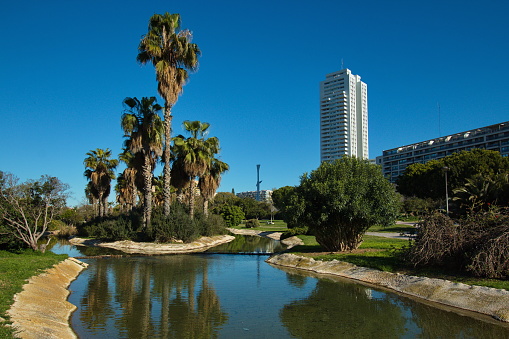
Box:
[7,258,88,339]
[69,234,235,254]
[267,253,509,323]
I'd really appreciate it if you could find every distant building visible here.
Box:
[376,121,509,183]
[320,68,368,161]
[236,190,273,202]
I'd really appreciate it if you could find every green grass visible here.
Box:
[289,234,509,291]
[232,220,289,232]
[367,223,417,234]
[0,250,68,338]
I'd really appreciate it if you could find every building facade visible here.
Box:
[320,69,368,161]
[376,121,509,183]
[236,190,273,202]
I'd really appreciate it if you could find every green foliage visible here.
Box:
[280,226,309,240]
[401,196,437,217]
[81,213,139,241]
[212,204,244,228]
[149,204,199,243]
[237,198,271,219]
[272,186,306,228]
[298,157,400,251]
[196,213,227,237]
[245,219,260,228]
[397,149,509,202]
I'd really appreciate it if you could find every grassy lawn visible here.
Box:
[232,220,289,232]
[289,234,509,291]
[0,250,68,338]
[367,223,417,234]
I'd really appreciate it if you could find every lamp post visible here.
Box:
[443,166,449,214]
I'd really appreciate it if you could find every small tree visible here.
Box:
[272,186,306,228]
[299,157,400,251]
[0,172,69,251]
[213,204,245,228]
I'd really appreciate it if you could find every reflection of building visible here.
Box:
[320,68,368,161]
[376,121,509,183]
[236,190,273,202]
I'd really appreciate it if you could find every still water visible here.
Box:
[51,237,509,338]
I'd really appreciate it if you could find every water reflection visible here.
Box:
[205,234,286,254]
[70,256,228,338]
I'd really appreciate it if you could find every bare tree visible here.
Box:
[0,172,69,251]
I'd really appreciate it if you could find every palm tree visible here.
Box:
[173,121,219,219]
[137,12,201,217]
[84,148,118,218]
[117,148,139,212]
[121,97,164,228]
[199,158,229,217]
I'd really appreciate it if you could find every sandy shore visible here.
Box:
[7,258,88,339]
[267,253,509,323]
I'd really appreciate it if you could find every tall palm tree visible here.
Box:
[173,121,219,219]
[84,148,118,218]
[199,158,229,217]
[137,12,201,217]
[121,97,164,228]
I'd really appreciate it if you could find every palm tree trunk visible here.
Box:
[189,179,196,219]
[203,199,209,218]
[143,155,153,228]
[163,108,172,216]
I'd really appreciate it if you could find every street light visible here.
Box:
[443,166,449,214]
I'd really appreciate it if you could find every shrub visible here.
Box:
[298,157,400,251]
[149,203,199,243]
[245,219,260,228]
[212,204,245,228]
[80,212,139,241]
[195,213,227,237]
[407,208,509,278]
[280,226,309,240]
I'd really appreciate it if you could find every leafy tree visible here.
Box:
[272,186,306,228]
[211,192,240,208]
[137,12,200,217]
[397,149,509,201]
[121,96,164,228]
[453,173,509,213]
[212,204,244,228]
[237,197,271,220]
[84,148,118,218]
[299,157,400,251]
[0,172,69,251]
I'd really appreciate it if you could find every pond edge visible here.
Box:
[266,253,509,323]
[7,258,88,339]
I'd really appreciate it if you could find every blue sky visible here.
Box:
[1,0,508,205]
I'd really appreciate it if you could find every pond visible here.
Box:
[50,237,509,338]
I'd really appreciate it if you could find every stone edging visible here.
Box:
[266,253,509,323]
[69,234,235,254]
[7,258,89,339]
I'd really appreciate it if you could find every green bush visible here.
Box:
[212,204,245,228]
[149,203,199,243]
[80,212,139,241]
[281,226,309,240]
[195,213,227,237]
[245,219,260,228]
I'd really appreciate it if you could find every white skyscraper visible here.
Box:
[320,69,368,161]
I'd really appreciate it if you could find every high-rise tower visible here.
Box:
[320,69,368,161]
